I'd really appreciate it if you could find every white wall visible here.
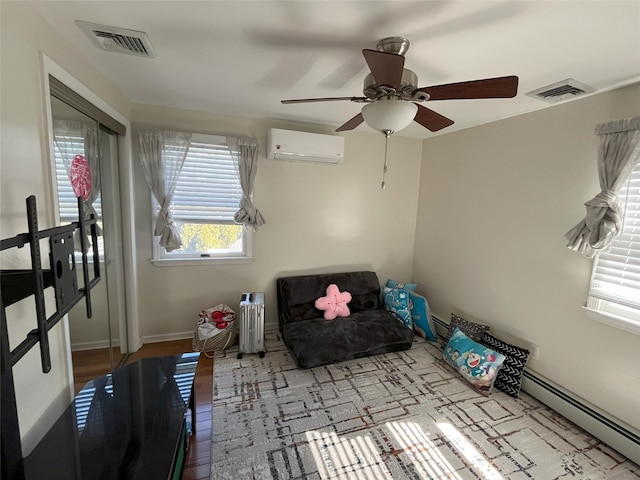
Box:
[0,1,130,452]
[412,83,640,430]
[131,104,423,339]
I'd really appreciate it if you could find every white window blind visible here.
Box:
[589,159,640,311]
[171,141,241,223]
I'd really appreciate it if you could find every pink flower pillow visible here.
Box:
[315,284,352,320]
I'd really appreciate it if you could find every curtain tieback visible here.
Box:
[234,195,252,215]
[155,207,174,234]
[234,195,265,229]
[583,189,622,231]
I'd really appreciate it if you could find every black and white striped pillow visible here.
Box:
[447,314,489,342]
[481,333,530,398]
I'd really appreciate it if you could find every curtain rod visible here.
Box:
[595,116,640,135]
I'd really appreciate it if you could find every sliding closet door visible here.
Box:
[49,93,127,378]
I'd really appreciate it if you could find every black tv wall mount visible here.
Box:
[1,195,101,479]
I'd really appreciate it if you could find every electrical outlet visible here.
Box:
[530,344,539,360]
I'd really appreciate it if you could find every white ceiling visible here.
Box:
[30,1,640,139]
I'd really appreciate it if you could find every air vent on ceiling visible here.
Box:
[76,20,155,58]
[526,78,594,103]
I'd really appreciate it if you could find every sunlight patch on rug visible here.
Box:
[306,430,391,479]
[436,422,503,480]
[210,329,640,480]
[387,421,462,479]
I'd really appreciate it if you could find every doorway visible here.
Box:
[48,81,128,388]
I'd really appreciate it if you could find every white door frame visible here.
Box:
[41,55,140,380]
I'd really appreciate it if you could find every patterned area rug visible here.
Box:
[211,329,639,479]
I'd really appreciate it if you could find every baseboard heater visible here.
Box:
[431,314,640,464]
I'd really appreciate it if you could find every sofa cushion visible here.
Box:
[282,309,414,368]
[277,271,382,329]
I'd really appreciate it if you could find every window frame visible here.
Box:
[149,133,253,266]
[583,154,640,334]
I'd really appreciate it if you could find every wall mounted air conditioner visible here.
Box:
[267,128,345,165]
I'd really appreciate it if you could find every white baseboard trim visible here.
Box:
[141,331,194,344]
[521,371,640,465]
[71,339,120,352]
[431,313,640,465]
[431,314,449,337]
[139,322,279,348]
[141,323,278,346]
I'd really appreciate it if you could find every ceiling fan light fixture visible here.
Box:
[362,98,417,134]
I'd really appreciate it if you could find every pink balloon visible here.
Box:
[69,155,92,201]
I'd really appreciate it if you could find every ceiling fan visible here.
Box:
[281,36,519,136]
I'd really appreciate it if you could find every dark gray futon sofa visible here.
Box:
[276,271,414,368]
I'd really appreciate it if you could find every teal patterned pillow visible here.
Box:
[443,328,505,396]
[386,278,418,291]
[408,291,437,341]
[382,286,412,328]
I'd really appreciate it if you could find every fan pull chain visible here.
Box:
[381,130,391,189]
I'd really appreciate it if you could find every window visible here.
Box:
[153,134,250,262]
[585,157,640,333]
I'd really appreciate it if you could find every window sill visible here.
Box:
[151,256,253,267]
[582,307,640,335]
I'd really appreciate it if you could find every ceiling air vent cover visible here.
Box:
[76,21,155,58]
[526,78,594,103]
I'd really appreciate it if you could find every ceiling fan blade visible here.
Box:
[281,96,366,104]
[416,75,519,100]
[336,113,364,132]
[362,49,405,90]
[413,104,454,132]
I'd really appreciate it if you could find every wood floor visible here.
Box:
[71,347,124,395]
[72,339,214,480]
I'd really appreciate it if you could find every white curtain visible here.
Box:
[227,136,265,231]
[138,130,192,252]
[565,116,640,257]
[53,119,102,251]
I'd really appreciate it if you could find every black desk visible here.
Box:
[24,352,199,480]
